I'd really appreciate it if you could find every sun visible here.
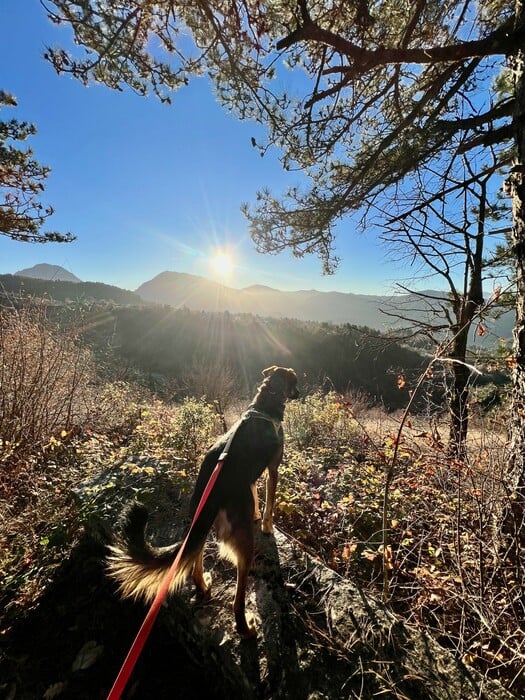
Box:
[211,251,234,277]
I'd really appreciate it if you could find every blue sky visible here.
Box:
[1,1,410,294]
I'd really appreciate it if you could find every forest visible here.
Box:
[96,305,429,409]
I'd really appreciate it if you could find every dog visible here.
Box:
[107,366,299,638]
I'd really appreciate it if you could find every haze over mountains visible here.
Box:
[11,264,512,344]
[135,270,392,329]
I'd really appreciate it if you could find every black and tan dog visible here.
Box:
[107,366,299,638]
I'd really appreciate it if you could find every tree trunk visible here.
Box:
[447,178,486,459]
[504,0,525,570]
[448,326,470,458]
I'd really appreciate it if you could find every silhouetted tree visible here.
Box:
[0,90,73,243]
[380,155,511,456]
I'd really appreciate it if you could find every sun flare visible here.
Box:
[211,252,234,277]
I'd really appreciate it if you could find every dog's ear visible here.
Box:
[262,366,279,377]
[285,368,299,398]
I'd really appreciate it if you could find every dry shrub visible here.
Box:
[275,391,523,694]
[85,380,148,436]
[0,302,95,472]
[180,360,239,429]
[0,303,154,615]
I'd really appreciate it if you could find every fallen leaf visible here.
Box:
[43,682,68,699]
[72,640,104,672]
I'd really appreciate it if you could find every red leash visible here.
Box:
[106,458,225,699]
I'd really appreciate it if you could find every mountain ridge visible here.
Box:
[135,270,391,328]
[6,265,513,344]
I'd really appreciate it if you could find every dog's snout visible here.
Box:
[289,386,300,400]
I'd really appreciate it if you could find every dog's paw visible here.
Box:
[238,613,257,640]
[200,572,212,600]
[261,519,274,534]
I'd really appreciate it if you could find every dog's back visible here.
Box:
[191,415,282,513]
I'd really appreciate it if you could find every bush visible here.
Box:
[284,391,361,456]
[276,392,522,693]
[126,397,221,469]
[0,303,95,469]
[85,380,148,436]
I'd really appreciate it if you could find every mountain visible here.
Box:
[15,263,81,283]
[136,271,389,328]
[5,265,512,346]
[136,271,244,313]
[136,270,514,347]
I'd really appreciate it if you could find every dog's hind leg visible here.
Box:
[229,523,257,638]
[192,545,212,599]
[251,483,262,521]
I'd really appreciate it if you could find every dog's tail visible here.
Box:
[106,502,199,602]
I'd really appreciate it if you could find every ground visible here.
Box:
[0,500,517,700]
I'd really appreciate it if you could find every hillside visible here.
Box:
[86,305,433,410]
[136,271,399,328]
[0,274,142,306]
[136,270,513,346]
[4,265,514,345]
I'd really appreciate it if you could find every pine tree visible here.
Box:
[0,90,73,243]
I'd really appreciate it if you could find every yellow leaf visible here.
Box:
[361,549,378,561]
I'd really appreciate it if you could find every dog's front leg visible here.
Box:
[251,483,262,521]
[262,448,282,534]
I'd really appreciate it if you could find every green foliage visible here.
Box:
[126,397,221,469]
[275,445,384,571]
[471,381,508,415]
[284,391,360,454]
[0,90,73,243]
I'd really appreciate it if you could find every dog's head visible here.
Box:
[262,366,299,400]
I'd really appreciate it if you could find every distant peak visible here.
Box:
[15,263,81,283]
[242,284,278,292]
